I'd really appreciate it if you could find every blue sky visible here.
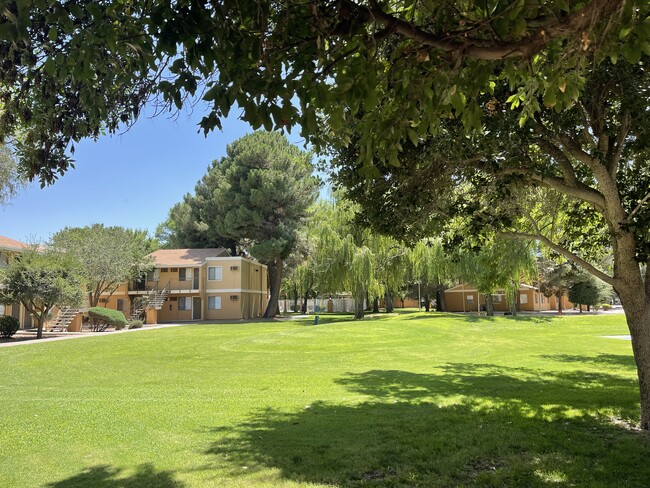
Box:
[1,106,313,244]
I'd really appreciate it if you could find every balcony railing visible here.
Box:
[129,278,203,292]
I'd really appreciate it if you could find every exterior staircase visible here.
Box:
[148,288,169,309]
[49,307,81,332]
[130,286,169,320]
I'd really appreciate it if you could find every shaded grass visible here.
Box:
[0,312,648,487]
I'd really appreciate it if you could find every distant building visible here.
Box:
[443,283,572,313]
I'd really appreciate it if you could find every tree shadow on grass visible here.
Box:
[539,354,636,368]
[402,312,555,323]
[204,365,650,487]
[46,463,184,488]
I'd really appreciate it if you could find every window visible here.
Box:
[178,297,191,310]
[229,266,239,271]
[494,295,502,303]
[208,296,222,310]
[230,295,239,301]
[208,266,222,281]
[466,294,474,304]
[535,294,539,303]
[179,268,187,281]
[520,293,529,304]
[116,299,124,312]
[0,304,5,315]
[161,268,169,272]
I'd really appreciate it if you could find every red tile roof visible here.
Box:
[0,235,29,252]
[148,248,230,266]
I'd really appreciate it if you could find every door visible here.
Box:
[192,297,201,320]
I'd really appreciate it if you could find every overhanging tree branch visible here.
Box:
[502,231,615,285]
[354,0,625,60]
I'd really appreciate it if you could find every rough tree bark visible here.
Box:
[263,259,283,318]
[485,294,494,316]
[354,286,365,319]
[385,290,394,313]
[372,297,379,313]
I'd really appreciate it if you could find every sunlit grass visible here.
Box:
[0,312,648,487]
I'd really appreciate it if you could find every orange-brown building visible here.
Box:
[0,235,33,329]
[98,248,269,324]
[443,283,571,313]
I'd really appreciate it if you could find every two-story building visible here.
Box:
[103,248,269,324]
[0,235,32,328]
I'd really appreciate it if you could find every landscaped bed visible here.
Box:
[0,312,648,487]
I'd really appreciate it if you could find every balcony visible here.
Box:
[129,278,204,294]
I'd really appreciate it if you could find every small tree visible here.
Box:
[51,225,154,307]
[0,247,85,339]
[568,272,612,312]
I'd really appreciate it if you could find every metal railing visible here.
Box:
[129,278,202,292]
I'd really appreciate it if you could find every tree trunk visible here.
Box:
[365,291,371,311]
[354,286,365,319]
[436,289,446,312]
[485,294,494,316]
[510,289,518,316]
[302,292,308,314]
[372,297,379,313]
[35,315,44,339]
[557,292,563,314]
[293,287,299,313]
[400,297,405,308]
[424,294,430,312]
[579,304,583,313]
[385,291,394,313]
[263,259,283,318]
[617,288,650,429]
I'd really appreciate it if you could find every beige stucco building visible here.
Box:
[0,235,33,329]
[100,248,269,324]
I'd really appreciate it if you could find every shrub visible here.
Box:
[601,303,612,311]
[128,320,143,329]
[87,307,127,332]
[0,315,20,338]
[114,322,127,331]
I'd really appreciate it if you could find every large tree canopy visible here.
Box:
[1,0,647,182]
[0,144,23,205]
[332,59,650,427]
[167,131,319,318]
[50,224,154,307]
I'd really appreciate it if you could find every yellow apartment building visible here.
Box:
[100,248,269,324]
[0,235,33,329]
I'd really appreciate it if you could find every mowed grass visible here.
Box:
[1,312,649,487]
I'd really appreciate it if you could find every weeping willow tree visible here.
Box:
[410,238,452,311]
[367,234,410,313]
[455,238,537,316]
[309,200,384,319]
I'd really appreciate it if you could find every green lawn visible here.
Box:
[1,312,648,487]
